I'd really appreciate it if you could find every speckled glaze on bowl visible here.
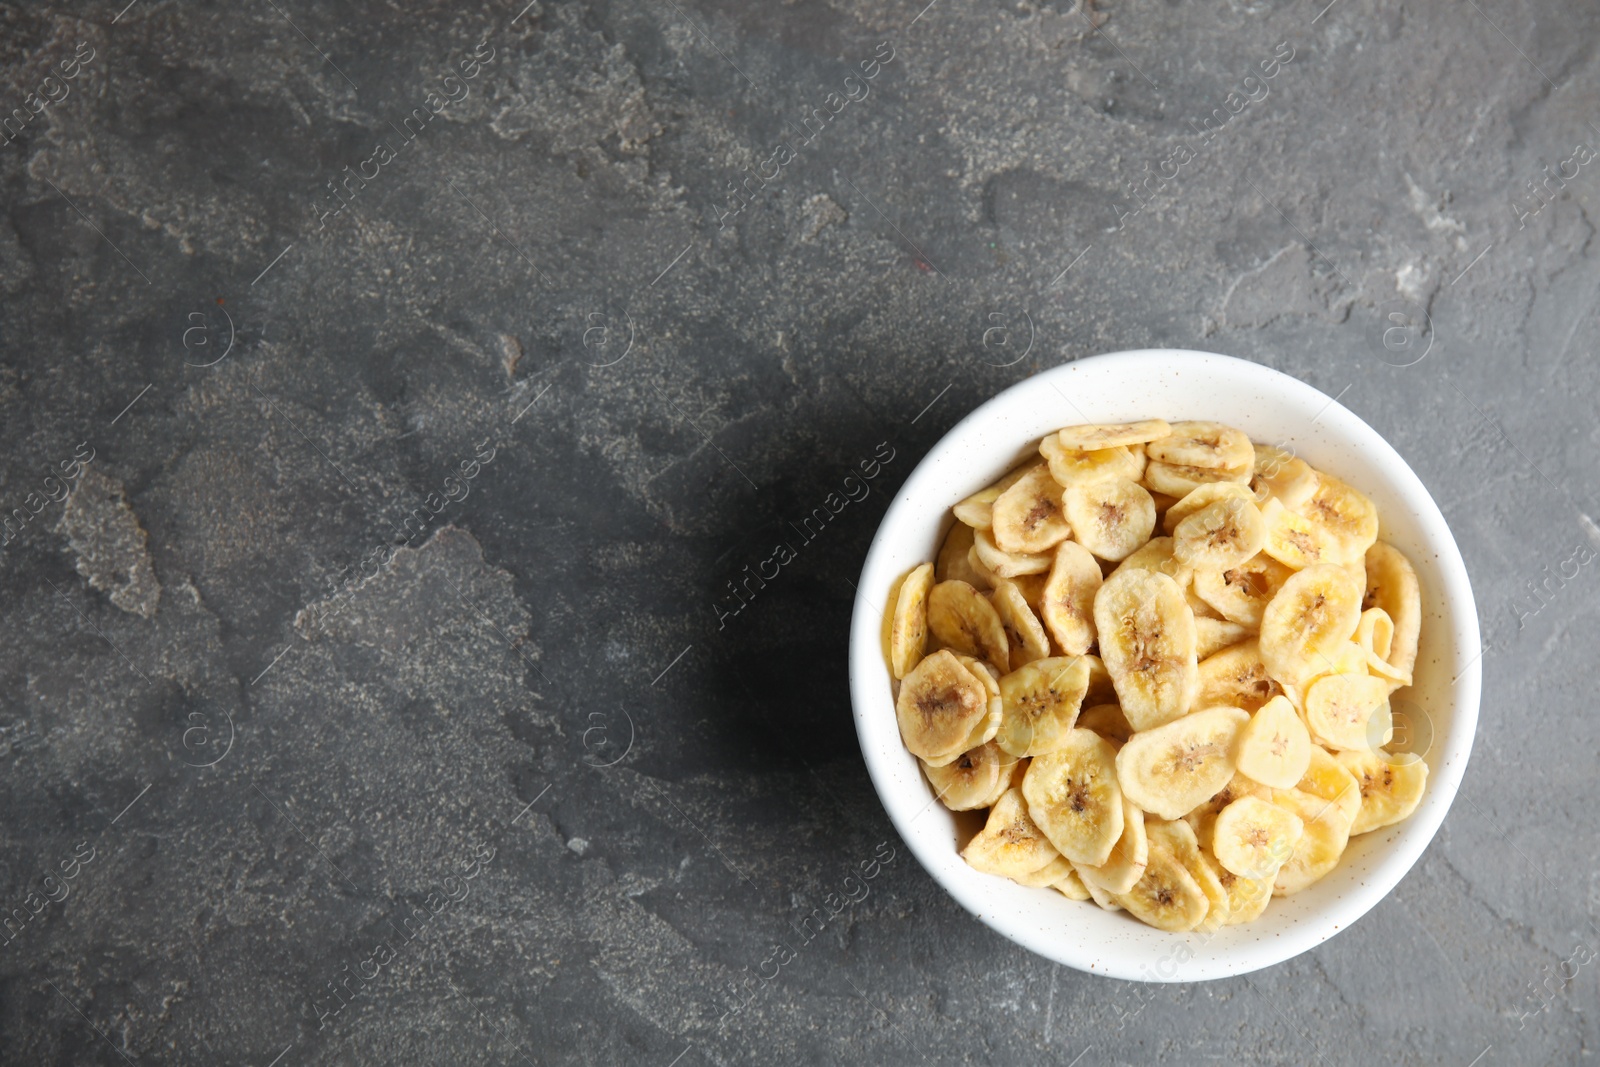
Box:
[848,350,1480,982]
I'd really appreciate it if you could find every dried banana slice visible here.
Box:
[1173,497,1267,572]
[1117,830,1211,932]
[1094,569,1199,731]
[1355,607,1411,688]
[1116,706,1249,819]
[1233,694,1313,789]
[1192,553,1294,629]
[1012,854,1078,887]
[1064,479,1157,562]
[1082,653,1117,706]
[1182,772,1272,849]
[1055,419,1172,450]
[936,522,989,589]
[1077,797,1149,895]
[890,562,935,680]
[1304,672,1390,751]
[895,650,993,765]
[1334,749,1429,835]
[1040,540,1102,656]
[1146,420,1255,471]
[1363,542,1421,684]
[1162,481,1258,535]
[973,526,1053,577]
[1052,867,1093,901]
[1250,444,1319,509]
[1146,818,1231,932]
[1270,786,1354,896]
[1040,436,1144,486]
[1196,639,1283,713]
[992,466,1074,554]
[1293,472,1379,565]
[1259,564,1364,687]
[1194,617,1250,660]
[1076,703,1135,745]
[1144,459,1253,498]
[1022,729,1126,866]
[927,580,1010,668]
[1291,746,1363,826]
[991,580,1052,671]
[952,464,1037,529]
[1212,795,1305,879]
[951,659,1004,755]
[962,787,1063,879]
[1115,535,1190,585]
[1259,497,1339,570]
[1078,869,1125,911]
[1214,858,1277,925]
[996,656,1090,757]
[921,742,1016,811]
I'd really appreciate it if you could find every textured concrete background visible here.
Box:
[1,0,1597,1063]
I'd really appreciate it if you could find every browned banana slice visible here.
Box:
[1251,443,1319,509]
[1040,540,1102,656]
[1040,436,1144,487]
[1116,706,1249,819]
[921,741,1016,810]
[1143,459,1253,498]
[1259,496,1339,570]
[1093,569,1199,731]
[991,580,1051,671]
[926,580,1010,668]
[1145,420,1255,471]
[962,787,1063,879]
[1193,552,1294,628]
[1021,729,1125,866]
[1077,797,1149,895]
[895,650,992,765]
[973,526,1054,578]
[1196,639,1283,713]
[1064,479,1157,562]
[1054,419,1172,450]
[1334,749,1429,835]
[991,466,1074,554]
[1259,564,1364,687]
[1363,542,1421,684]
[996,656,1090,757]
[890,562,935,680]
[936,522,989,589]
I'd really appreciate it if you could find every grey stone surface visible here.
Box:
[1,0,1597,1063]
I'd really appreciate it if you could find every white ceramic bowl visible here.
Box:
[848,350,1480,982]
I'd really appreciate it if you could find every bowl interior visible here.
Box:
[849,350,1480,981]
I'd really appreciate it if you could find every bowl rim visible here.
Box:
[848,349,1481,981]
